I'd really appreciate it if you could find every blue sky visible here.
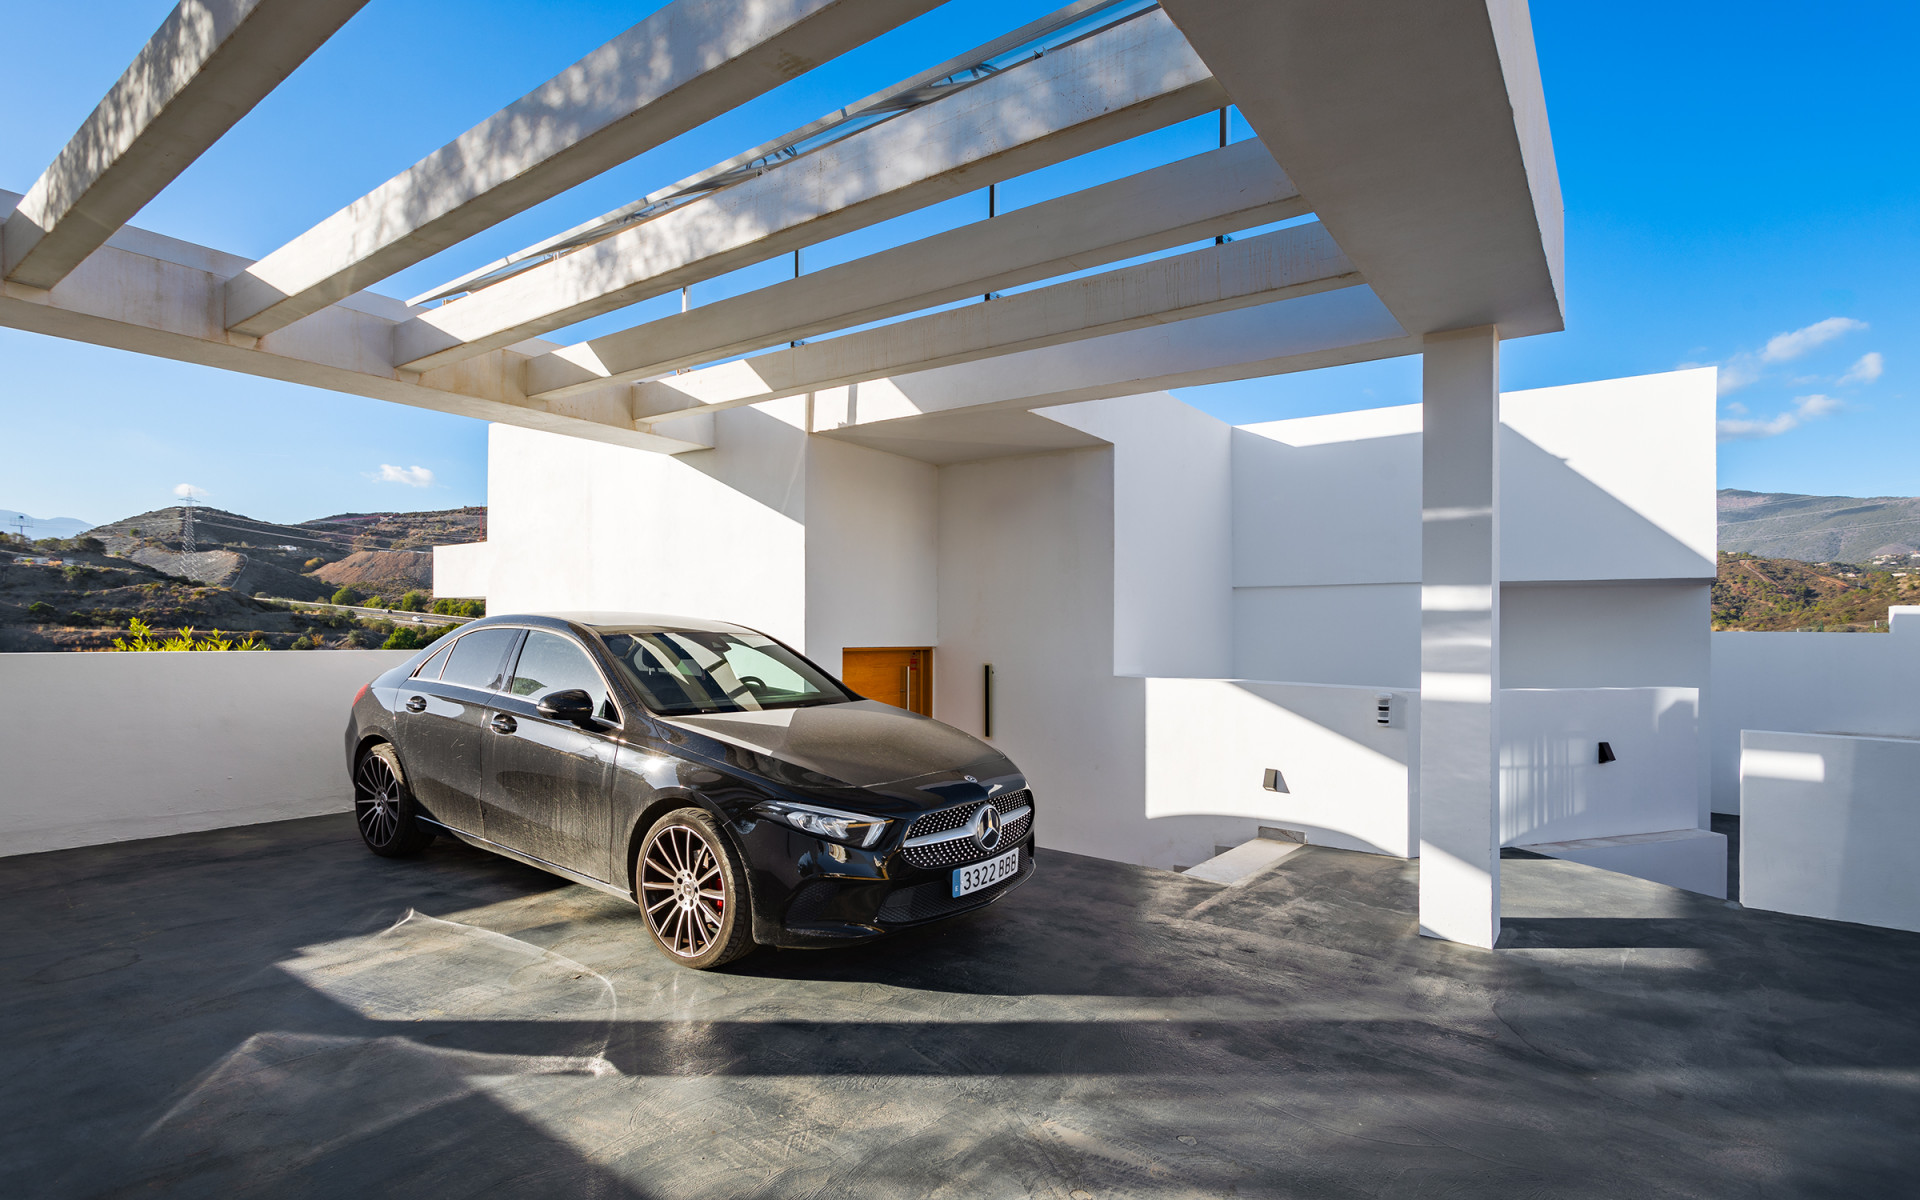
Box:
[1,1,1915,526]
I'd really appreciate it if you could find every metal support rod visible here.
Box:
[790,249,804,346]
[1217,108,1230,245]
[983,663,994,738]
[984,183,997,301]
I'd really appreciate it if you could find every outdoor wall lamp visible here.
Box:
[1597,741,1617,764]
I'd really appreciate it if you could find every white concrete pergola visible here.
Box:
[0,0,1564,947]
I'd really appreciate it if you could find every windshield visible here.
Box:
[596,628,853,715]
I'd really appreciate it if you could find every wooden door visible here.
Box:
[841,647,933,716]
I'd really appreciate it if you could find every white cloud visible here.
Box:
[1694,316,1870,395]
[1724,401,1748,415]
[1715,355,1763,394]
[373,464,434,488]
[1760,316,1867,363]
[1838,351,1884,386]
[172,483,207,499]
[1716,393,1842,442]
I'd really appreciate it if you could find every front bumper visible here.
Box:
[742,829,1038,949]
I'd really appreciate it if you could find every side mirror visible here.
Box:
[537,688,596,725]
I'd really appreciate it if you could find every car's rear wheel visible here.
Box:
[353,743,435,858]
[637,808,754,969]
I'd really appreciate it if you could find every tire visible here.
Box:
[353,743,436,858]
[636,807,755,969]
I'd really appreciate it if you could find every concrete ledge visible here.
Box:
[1514,827,1728,899]
[1183,836,1305,886]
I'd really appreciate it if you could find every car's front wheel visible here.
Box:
[636,807,754,969]
[353,743,436,858]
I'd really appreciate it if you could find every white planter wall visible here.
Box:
[1741,730,1920,932]
[0,650,412,856]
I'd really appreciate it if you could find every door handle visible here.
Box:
[405,695,427,713]
[489,713,518,735]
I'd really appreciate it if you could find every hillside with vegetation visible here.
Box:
[1712,552,1918,632]
[1,505,485,651]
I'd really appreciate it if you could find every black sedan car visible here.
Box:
[344,613,1035,968]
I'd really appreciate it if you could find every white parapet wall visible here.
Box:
[0,650,412,856]
[1740,729,1920,932]
[1709,610,1920,813]
[432,540,492,599]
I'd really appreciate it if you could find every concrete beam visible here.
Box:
[814,287,1416,461]
[1161,0,1564,338]
[392,7,1225,372]
[525,139,1306,399]
[629,222,1358,418]
[222,0,940,338]
[0,195,701,454]
[1,0,366,289]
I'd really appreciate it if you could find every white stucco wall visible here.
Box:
[933,446,1256,867]
[0,650,411,856]
[432,540,491,599]
[803,435,939,675]
[1228,369,1715,693]
[1043,394,1233,679]
[1709,621,1920,813]
[1143,678,1416,856]
[484,407,810,647]
[1741,729,1920,932]
[1499,686,1701,845]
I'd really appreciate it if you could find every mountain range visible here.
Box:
[0,509,94,540]
[1717,490,1920,563]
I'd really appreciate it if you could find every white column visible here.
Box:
[1418,326,1502,947]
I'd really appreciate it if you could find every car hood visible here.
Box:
[663,701,1008,790]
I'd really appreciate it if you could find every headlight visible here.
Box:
[757,801,891,848]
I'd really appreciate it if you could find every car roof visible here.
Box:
[466,611,762,637]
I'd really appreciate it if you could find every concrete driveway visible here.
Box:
[2,814,1914,1197]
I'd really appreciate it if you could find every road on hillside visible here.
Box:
[259,598,478,626]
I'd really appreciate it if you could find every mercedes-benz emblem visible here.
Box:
[971,804,1002,851]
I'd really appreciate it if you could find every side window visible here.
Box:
[510,631,615,722]
[412,638,456,680]
[438,628,521,691]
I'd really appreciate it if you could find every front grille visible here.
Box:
[876,852,1034,923]
[899,790,1033,869]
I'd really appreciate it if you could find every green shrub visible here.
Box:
[364,594,386,609]
[27,600,57,620]
[432,597,485,617]
[330,585,362,606]
[382,623,452,651]
[108,617,262,651]
[399,589,429,612]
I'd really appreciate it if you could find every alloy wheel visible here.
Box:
[354,752,402,848]
[640,823,726,958]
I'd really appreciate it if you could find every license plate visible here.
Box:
[952,848,1021,897]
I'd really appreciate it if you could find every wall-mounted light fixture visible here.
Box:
[1262,768,1289,793]
[1375,693,1395,727]
[982,663,995,739]
[1597,741,1617,764]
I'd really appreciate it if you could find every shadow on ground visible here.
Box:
[0,813,1913,1198]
